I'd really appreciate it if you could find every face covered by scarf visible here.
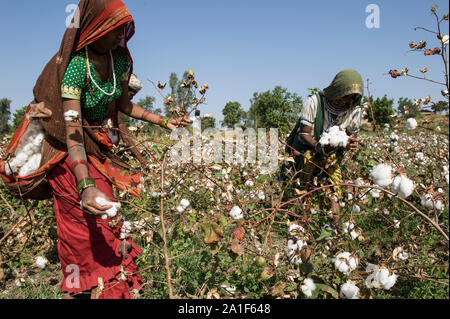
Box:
[322,69,364,116]
[33,0,135,164]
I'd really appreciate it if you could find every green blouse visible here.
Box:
[61,46,129,121]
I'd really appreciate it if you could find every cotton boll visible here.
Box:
[229,206,243,220]
[287,239,298,251]
[257,190,265,200]
[64,110,79,122]
[339,282,360,299]
[245,180,254,187]
[406,118,417,130]
[289,223,305,237]
[391,175,414,199]
[350,231,359,240]
[421,194,435,210]
[375,267,398,290]
[300,278,316,297]
[342,222,355,234]
[352,205,361,213]
[19,153,42,177]
[393,220,400,228]
[180,199,190,209]
[333,252,358,275]
[370,188,381,198]
[370,164,392,187]
[288,249,302,265]
[35,256,48,269]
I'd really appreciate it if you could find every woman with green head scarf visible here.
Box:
[287,69,364,229]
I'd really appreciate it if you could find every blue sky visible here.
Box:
[0,0,448,125]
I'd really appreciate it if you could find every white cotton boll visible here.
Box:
[437,188,444,193]
[347,193,353,201]
[446,174,449,183]
[436,126,441,131]
[375,268,398,290]
[64,110,79,122]
[296,239,307,250]
[319,126,348,148]
[35,256,48,269]
[176,206,184,213]
[333,252,358,275]
[394,247,409,261]
[415,152,425,161]
[352,205,361,213]
[354,177,365,186]
[342,222,354,234]
[391,175,414,199]
[289,223,305,237]
[96,197,121,219]
[406,118,417,130]
[220,284,236,295]
[339,282,360,299]
[245,180,254,187]
[421,194,435,210]
[435,200,444,211]
[257,190,265,200]
[389,133,399,141]
[288,249,302,265]
[300,278,316,297]
[370,164,392,187]
[229,206,243,220]
[287,239,298,251]
[370,188,381,198]
[180,198,190,209]
[393,220,400,228]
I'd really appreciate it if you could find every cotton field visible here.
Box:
[0,115,448,299]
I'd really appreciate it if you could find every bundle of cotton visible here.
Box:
[319,126,349,148]
[406,118,417,130]
[370,164,392,187]
[95,197,121,220]
[390,174,414,199]
[5,121,45,176]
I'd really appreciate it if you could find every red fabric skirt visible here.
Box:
[48,155,143,299]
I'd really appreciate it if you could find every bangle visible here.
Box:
[161,117,169,128]
[76,177,96,195]
[157,115,163,126]
[142,110,152,121]
[71,159,89,172]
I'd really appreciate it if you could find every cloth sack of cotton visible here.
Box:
[390,175,414,199]
[319,126,349,148]
[369,164,392,187]
[5,121,44,177]
[95,197,121,220]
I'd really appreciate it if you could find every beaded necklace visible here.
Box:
[84,47,117,101]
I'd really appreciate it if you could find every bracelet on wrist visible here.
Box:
[161,117,169,128]
[77,177,96,195]
[157,115,163,126]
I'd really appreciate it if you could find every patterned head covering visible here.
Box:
[322,69,364,115]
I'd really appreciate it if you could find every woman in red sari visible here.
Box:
[29,0,190,299]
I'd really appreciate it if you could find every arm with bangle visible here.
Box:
[63,99,113,215]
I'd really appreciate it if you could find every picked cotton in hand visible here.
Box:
[95,197,121,220]
[370,164,392,187]
[319,126,349,148]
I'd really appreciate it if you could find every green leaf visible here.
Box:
[315,283,339,299]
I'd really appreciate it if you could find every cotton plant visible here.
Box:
[393,246,409,261]
[176,198,190,213]
[319,126,349,148]
[421,193,444,211]
[342,222,359,240]
[332,252,359,275]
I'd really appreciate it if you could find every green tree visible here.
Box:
[397,97,420,118]
[0,98,11,136]
[363,95,395,129]
[201,116,216,130]
[247,86,302,135]
[11,105,28,132]
[430,100,449,114]
[221,102,247,128]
